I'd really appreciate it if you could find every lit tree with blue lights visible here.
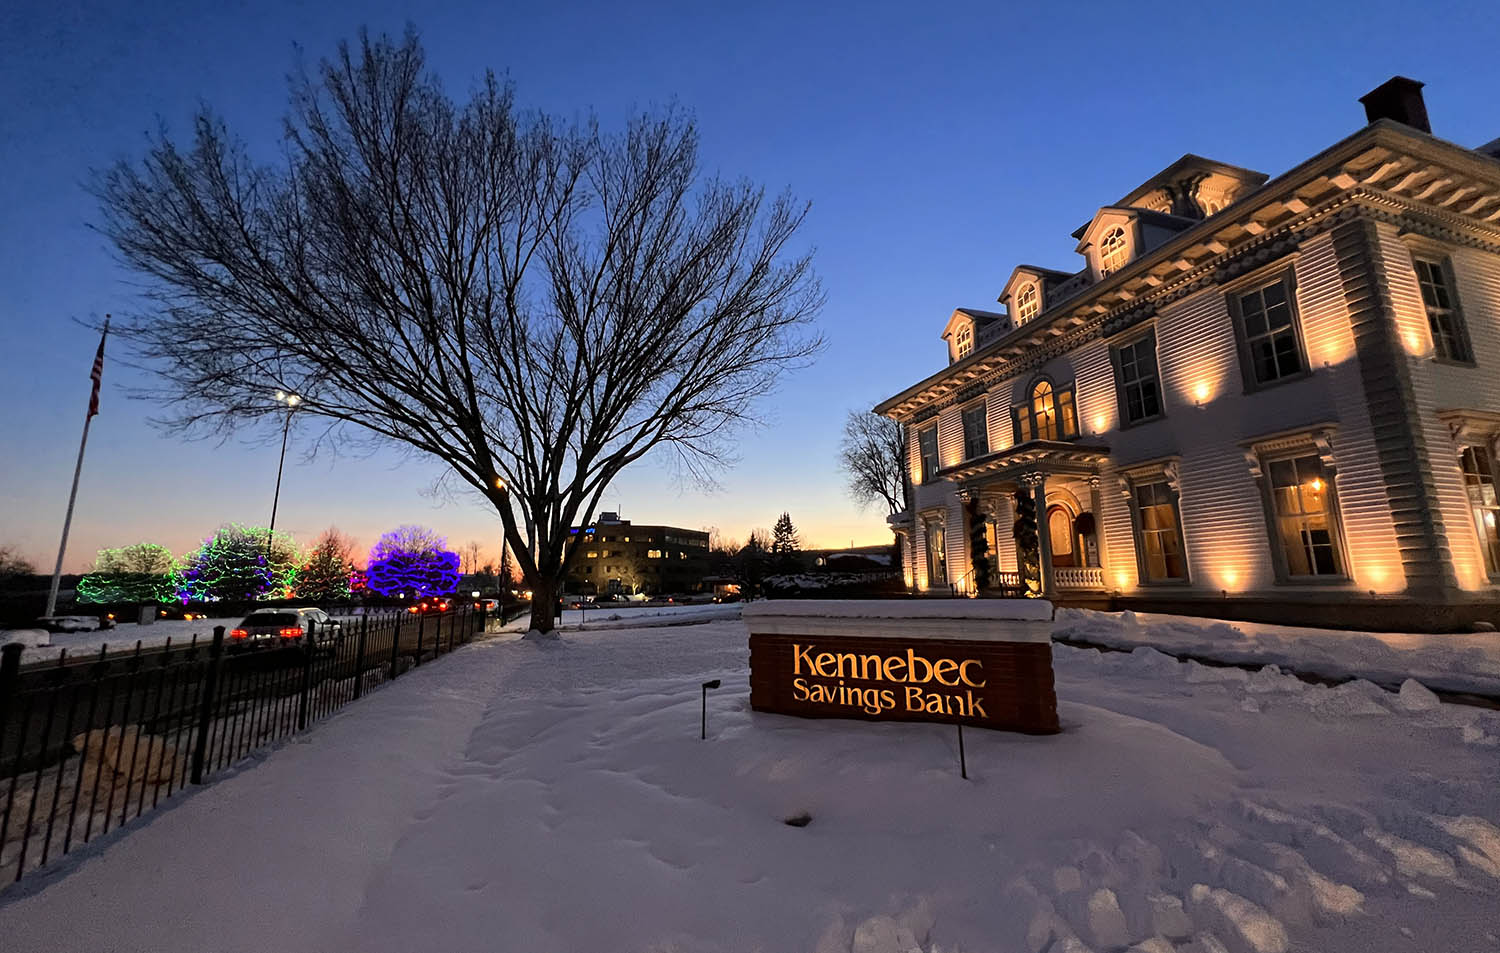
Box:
[366,525,460,598]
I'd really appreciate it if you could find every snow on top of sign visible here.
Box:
[742,598,1054,622]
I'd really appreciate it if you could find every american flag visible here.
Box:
[87,318,109,419]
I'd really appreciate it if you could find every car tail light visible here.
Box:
[279,627,303,638]
[230,629,248,639]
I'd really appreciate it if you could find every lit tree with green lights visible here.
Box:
[77,542,178,604]
[177,524,300,602]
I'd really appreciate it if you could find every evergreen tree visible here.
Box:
[736,532,770,599]
[296,528,356,602]
[771,512,801,573]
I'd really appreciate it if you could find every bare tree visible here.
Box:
[839,410,908,515]
[461,540,484,576]
[0,545,37,581]
[95,31,823,634]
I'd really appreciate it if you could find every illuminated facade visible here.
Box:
[565,513,711,596]
[876,78,1500,628]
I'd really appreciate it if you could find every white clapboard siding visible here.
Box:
[1299,230,1405,592]
[1379,224,1493,589]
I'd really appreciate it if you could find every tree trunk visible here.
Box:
[526,574,560,635]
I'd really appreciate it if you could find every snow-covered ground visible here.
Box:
[503,600,741,632]
[18,616,243,662]
[4,618,1499,953]
[1055,608,1500,698]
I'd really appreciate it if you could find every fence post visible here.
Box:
[389,612,403,680]
[352,614,369,700]
[189,627,226,784]
[415,611,425,667]
[0,643,22,747]
[296,631,315,731]
[477,603,486,640]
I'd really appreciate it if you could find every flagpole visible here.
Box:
[44,318,109,619]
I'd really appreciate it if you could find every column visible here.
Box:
[1088,474,1107,580]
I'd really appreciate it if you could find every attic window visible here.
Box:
[1016,284,1039,323]
[955,323,974,359]
[1099,226,1128,276]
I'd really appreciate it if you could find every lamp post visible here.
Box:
[266,391,301,565]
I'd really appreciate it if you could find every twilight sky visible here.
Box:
[3,0,1499,572]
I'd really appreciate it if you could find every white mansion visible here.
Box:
[876,78,1500,629]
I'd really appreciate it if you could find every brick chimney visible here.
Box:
[1359,76,1431,134]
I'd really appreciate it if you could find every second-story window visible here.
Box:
[1015,379,1078,442]
[1113,332,1162,425]
[1413,257,1473,363]
[955,323,974,360]
[1230,272,1307,389]
[1016,284,1040,323]
[962,402,989,459]
[918,426,940,483]
[1099,226,1128,276]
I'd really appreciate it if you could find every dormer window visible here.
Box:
[955,323,974,360]
[1099,226,1128,276]
[1015,284,1039,323]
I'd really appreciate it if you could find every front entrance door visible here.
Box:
[1046,505,1076,568]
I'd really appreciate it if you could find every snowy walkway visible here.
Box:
[1055,608,1500,698]
[4,620,1500,952]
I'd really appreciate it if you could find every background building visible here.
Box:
[877,78,1500,630]
[565,514,710,596]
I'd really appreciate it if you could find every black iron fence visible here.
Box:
[0,605,493,890]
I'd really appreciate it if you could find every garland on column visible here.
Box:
[1012,488,1040,596]
[967,498,992,592]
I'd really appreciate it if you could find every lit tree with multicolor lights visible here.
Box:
[365,525,460,598]
[96,32,821,634]
[176,524,300,602]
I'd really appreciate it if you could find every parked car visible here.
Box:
[35,615,100,633]
[474,598,500,612]
[229,607,342,652]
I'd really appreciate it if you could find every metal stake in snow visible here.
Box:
[957,721,968,780]
[44,318,109,619]
[701,679,721,740]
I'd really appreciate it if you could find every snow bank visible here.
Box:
[744,598,1054,622]
[1055,607,1500,697]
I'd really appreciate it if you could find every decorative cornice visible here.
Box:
[883,135,1500,422]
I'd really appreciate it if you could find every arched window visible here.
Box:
[1016,283,1040,323]
[1031,380,1058,440]
[954,323,974,360]
[1098,226,1128,276]
[1014,377,1080,443]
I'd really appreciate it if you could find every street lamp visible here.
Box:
[266,390,301,565]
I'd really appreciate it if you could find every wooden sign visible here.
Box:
[744,601,1060,734]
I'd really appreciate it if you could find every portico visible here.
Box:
[941,442,1111,598]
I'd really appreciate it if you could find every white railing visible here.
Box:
[1053,566,1105,589]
